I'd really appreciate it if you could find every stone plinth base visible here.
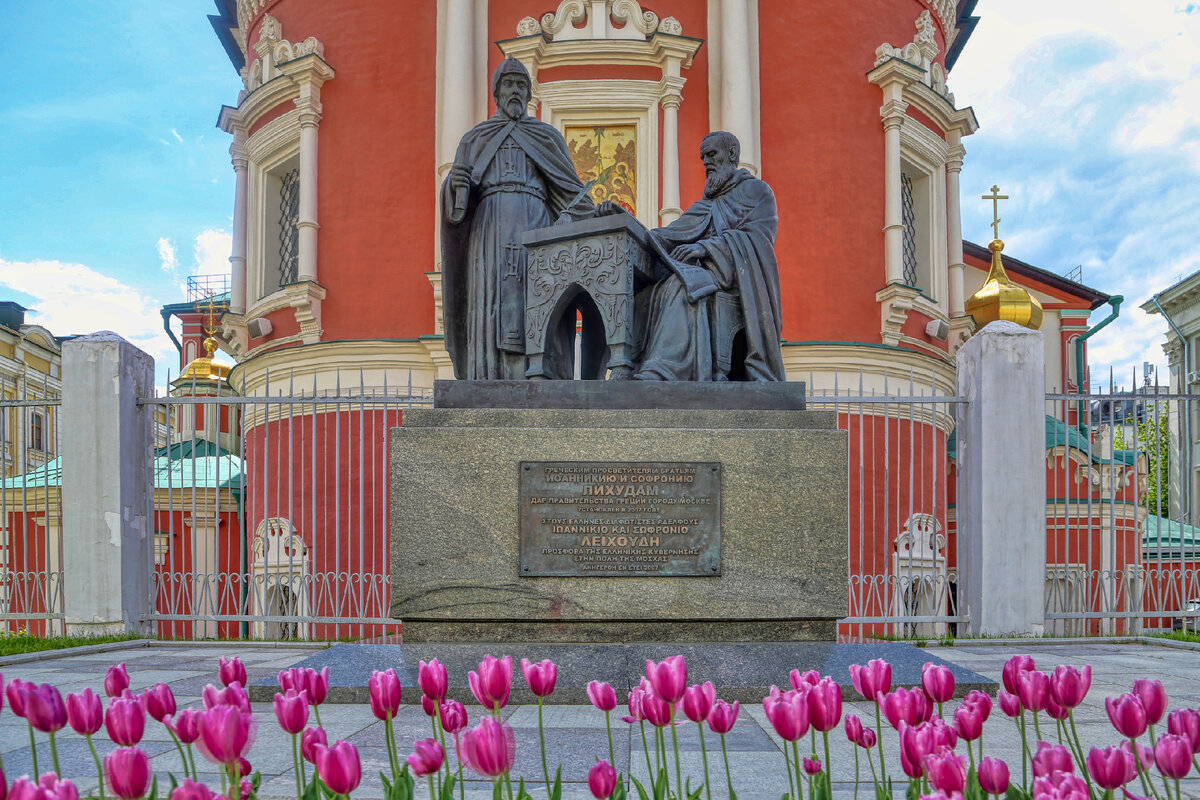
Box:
[390,403,847,643]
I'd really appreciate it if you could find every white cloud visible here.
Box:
[157,237,178,277]
[192,229,231,277]
[170,128,183,143]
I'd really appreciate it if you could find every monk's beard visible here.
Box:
[503,96,526,119]
[704,165,737,198]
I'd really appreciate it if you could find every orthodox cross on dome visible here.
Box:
[982,184,1008,242]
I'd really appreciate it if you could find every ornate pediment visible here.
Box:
[243,13,325,92]
[874,10,954,104]
[517,0,682,41]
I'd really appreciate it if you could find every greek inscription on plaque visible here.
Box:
[519,461,721,577]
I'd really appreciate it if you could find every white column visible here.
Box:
[883,112,905,284]
[956,321,1047,636]
[660,90,683,225]
[229,139,249,313]
[61,332,154,636]
[185,511,222,640]
[718,0,758,174]
[297,109,320,283]
[946,139,966,315]
[439,0,477,179]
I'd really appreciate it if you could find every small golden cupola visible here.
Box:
[965,185,1043,330]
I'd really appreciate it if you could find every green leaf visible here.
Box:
[653,768,669,800]
[167,774,179,795]
[812,772,832,800]
[147,776,159,800]
[250,772,262,793]
[630,775,652,800]
[729,789,738,800]
[612,778,628,800]
[552,765,562,800]
[302,774,321,800]
[1004,787,1031,800]
[874,777,892,800]
[439,775,457,800]
[905,779,922,800]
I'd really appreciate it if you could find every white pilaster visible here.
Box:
[439,0,478,179]
[296,110,319,283]
[946,137,966,315]
[718,0,759,175]
[882,110,905,284]
[230,138,249,313]
[956,321,1047,636]
[659,87,683,224]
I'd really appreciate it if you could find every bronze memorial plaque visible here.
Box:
[519,461,721,577]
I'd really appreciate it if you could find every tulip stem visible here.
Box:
[188,745,199,781]
[1032,711,1043,743]
[167,728,191,780]
[312,705,323,729]
[430,710,444,799]
[292,733,305,800]
[428,775,437,800]
[781,742,796,800]
[720,732,734,800]
[873,705,887,777]
[1017,713,1029,789]
[823,730,832,782]
[604,709,616,772]
[698,722,712,800]
[27,723,39,778]
[49,730,63,779]
[537,698,552,800]
[86,733,106,800]
[1064,711,1095,800]
[791,739,805,800]
[639,720,654,783]
[669,704,683,800]
[1130,737,1159,800]
[853,744,860,800]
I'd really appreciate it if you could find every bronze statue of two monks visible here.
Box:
[441,58,784,383]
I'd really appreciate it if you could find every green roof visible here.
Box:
[2,439,243,491]
[1142,514,1200,553]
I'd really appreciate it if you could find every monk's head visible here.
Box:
[701,131,740,195]
[492,57,531,120]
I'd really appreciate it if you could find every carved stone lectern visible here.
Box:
[522,215,657,380]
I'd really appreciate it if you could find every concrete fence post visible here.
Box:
[61,332,154,635]
[956,320,1046,636]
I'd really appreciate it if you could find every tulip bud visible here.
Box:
[66,688,103,736]
[978,756,1010,795]
[953,703,983,741]
[849,659,892,702]
[1167,708,1200,754]
[1001,654,1036,695]
[368,669,401,721]
[808,677,843,733]
[105,747,151,800]
[763,690,808,742]
[1155,734,1192,779]
[844,713,864,743]
[145,683,176,723]
[1017,670,1050,714]
[170,779,219,800]
[857,728,877,749]
[273,689,310,734]
[440,698,469,734]
[789,670,821,690]
[166,708,202,744]
[642,692,673,728]
[1032,741,1075,777]
[923,748,967,793]
[1106,693,1149,739]
[105,664,130,699]
[803,757,823,776]
[587,681,617,712]
[708,699,740,735]
[25,683,67,734]
[1049,664,1091,710]
[997,689,1022,718]
[645,656,687,705]
[460,717,516,778]
[407,738,445,777]
[921,663,956,704]
[1086,744,1136,790]
[417,658,448,702]
[105,693,147,746]
[682,682,716,724]
[315,740,363,795]
[218,657,247,689]
[1132,679,1168,726]
[197,705,256,765]
[468,655,513,711]
[519,658,557,699]
[301,726,327,764]
[588,759,617,800]
[962,689,993,721]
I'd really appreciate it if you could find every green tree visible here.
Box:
[1113,403,1171,516]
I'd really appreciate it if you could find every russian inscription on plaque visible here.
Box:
[519,461,721,577]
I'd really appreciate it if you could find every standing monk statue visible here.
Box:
[634,131,785,381]
[441,57,597,380]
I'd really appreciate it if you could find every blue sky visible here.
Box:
[0,1,1197,390]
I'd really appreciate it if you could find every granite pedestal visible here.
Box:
[389,381,848,643]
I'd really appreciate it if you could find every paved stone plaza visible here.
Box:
[3,640,1199,799]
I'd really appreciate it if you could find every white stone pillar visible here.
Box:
[185,510,222,640]
[229,139,249,313]
[956,321,1047,636]
[946,139,966,315]
[882,111,905,284]
[440,0,477,179]
[718,0,758,175]
[660,88,683,225]
[297,110,320,283]
[61,332,154,636]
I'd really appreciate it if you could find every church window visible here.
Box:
[900,162,935,300]
[30,411,44,452]
[901,173,918,287]
[276,167,300,287]
[257,155,301,296]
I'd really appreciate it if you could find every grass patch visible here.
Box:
[0,631,145,657]
[1153,629,1200,645]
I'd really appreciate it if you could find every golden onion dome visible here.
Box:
[173,335,230,385]
[964,239,1043,331]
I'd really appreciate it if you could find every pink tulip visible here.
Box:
[5,678,27,718]
[368,669,401,720]
[954,703,983,741]
[202,683,251,713]
[1122,739,1156,772]
[803,757,823,776]
[105,663,130,699]
[1033,770,1089,800]
[1132,679,1168,726]
[460,717,516,778]
[218,657,246,688]
[1106,693,1149,739]
[301,726,327,764]
[879,687,930,730]
[624,685,645,723]
[407,738,444,777]
[997,689,1022,718]
[170,779,220,800]
[24,684,67,733]
[978,757,1010,795]
[1002,654,1036,695]
[645,656,687,704]
[196,705,256,765]
[1167,708,1200,754]
[708,699,739,735]
[587,681,617,712]
[1086,744,1137,789]
[420,694,437,717]
[417,658,448,701]
[790,669,821,690]
[922,664,956,704]
[845,713,864,743]
[66,688,103,736]
[1033,741,1075,777]
[763,689,808,742]
[1046,694,1072,722]
[1049,665,1091,710]
[588,759,617,799]
[849,659,892,702]
[20,775,80,800]
[924,748,967,793]
[962,689,993,721]
[278,668,329,706]
[1017,670,1050,714]
[899,722,937,777]
[315,740,362,795]
[641,691,673,728]
[929,717,958,750]
[1155,734,1192,779]
[898,741,924,778]
[858,727,877,748]
[468,655,513,711]
[274,689,310,734]
[808,677,843,732]
[105,746,151,799]
[166,708,202,744]
[144,683,176,723]
[682,682,716,723]
[105,693,146,746]
[440,699,468,734]
[519,658,557,698]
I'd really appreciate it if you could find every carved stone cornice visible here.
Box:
[519,0,682,41]
[869,57,978,139]
[873,11,961,108]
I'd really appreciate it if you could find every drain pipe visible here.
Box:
[1151,294,1191,523]
[1075,296,1123,399]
